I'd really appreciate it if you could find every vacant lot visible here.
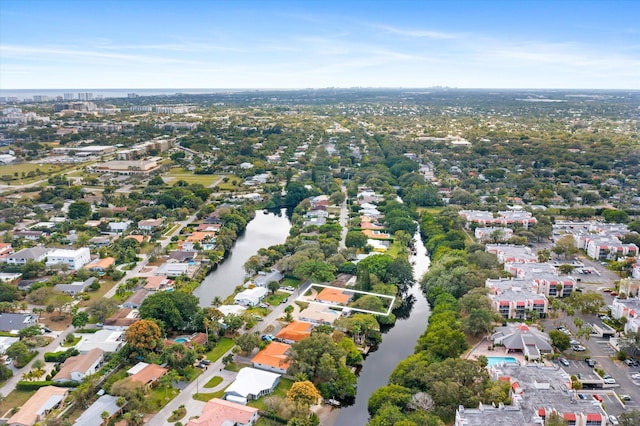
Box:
[166,168,221,186]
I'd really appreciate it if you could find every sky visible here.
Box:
[1,0,639,90]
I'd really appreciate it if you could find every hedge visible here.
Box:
[17,380,77,390]
[44,348,79,363]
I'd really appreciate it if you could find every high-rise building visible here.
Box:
[64,93,75,100]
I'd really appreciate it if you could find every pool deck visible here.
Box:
[466,336,526,365]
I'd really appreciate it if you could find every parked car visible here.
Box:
[630,373,640,380]
[3,357,12,366]
[200,359,211,366]
[593,394,603,402]
[572,345,586,352]
[258,303,270,309]
[559,357,570,367]
[586,358,596,368]
[609,415,619,425]
[619,394,631,401]
[604,378,616,384]
[261,334,275,342]
[570,339,580,345]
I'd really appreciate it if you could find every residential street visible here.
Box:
[0,327,74,398]
[103,214,198,299]
[146,281,311,425]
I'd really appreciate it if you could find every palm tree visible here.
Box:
[211,296,223,308]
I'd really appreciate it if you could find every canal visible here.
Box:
[334,229,431,426]
[194,209,291,307]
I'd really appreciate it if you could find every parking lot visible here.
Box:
[544,316,640,417]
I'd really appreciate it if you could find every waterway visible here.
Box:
[334,230,431,426]
[193,209,291,307]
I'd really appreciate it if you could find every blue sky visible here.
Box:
[1,0,639,89]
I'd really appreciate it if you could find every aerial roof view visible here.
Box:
[0,1,639,426]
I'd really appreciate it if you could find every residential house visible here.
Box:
[168,250,196,262]
[224,367,281,405]
[0,313,36,333]
[143,275,173,292]
[275,321,313,344]
[154,261,190,277]
[138,218,164,232]
[253,270,283,288]
[45,247,91,270]
[85,256,116,274]
[235,287,268,307]
[127,362,168,390]
[54,277,97,295]
[6,386,68,426]
[75,329,124,353]
[195,223,221,232]
[73,395,122,426]
[124,234,145,244]
[104,308,139,331]
[186,398,259,426]
[52,348,103,383]
[5,247,50,266]
[315,287,353,305]
[0,242,14,256]
[251,342,291,374]
[88,235,113,247]
[296,303,341,325]
[13,230,45,241]
[108,221,131,233]
[123,288,149,309]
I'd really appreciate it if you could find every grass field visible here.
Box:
[216,175,242,190]
[0,162,86,185]
[165,168,221,186]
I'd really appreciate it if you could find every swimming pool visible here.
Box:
[174,337,189,343]
[486,356,519,366]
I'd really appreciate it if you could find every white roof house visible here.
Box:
[234,287,268,307]
[74,395,121,426]
[45,247,91,270]
[224,367,281,405]
[75,330,124,354]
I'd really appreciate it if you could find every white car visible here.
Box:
[631,373,640,380]
[3,357,12,366]
[604,378,616,384]
[609,415,619,425]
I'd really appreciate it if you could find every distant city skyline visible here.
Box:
[1,0,639,90]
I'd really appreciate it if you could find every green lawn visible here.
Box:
[205,338,235,362]
[264,292,289,306]
[146,385,179,413]
[204,375,224,388]
[281,277,300,288]
[193,384,229,402]
[166,168,221,186]
[1,389,36,413]
[247,378,294,411]
[216,175,242,190]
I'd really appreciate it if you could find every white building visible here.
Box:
[234,287,268,307]
[46,247,91,270]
